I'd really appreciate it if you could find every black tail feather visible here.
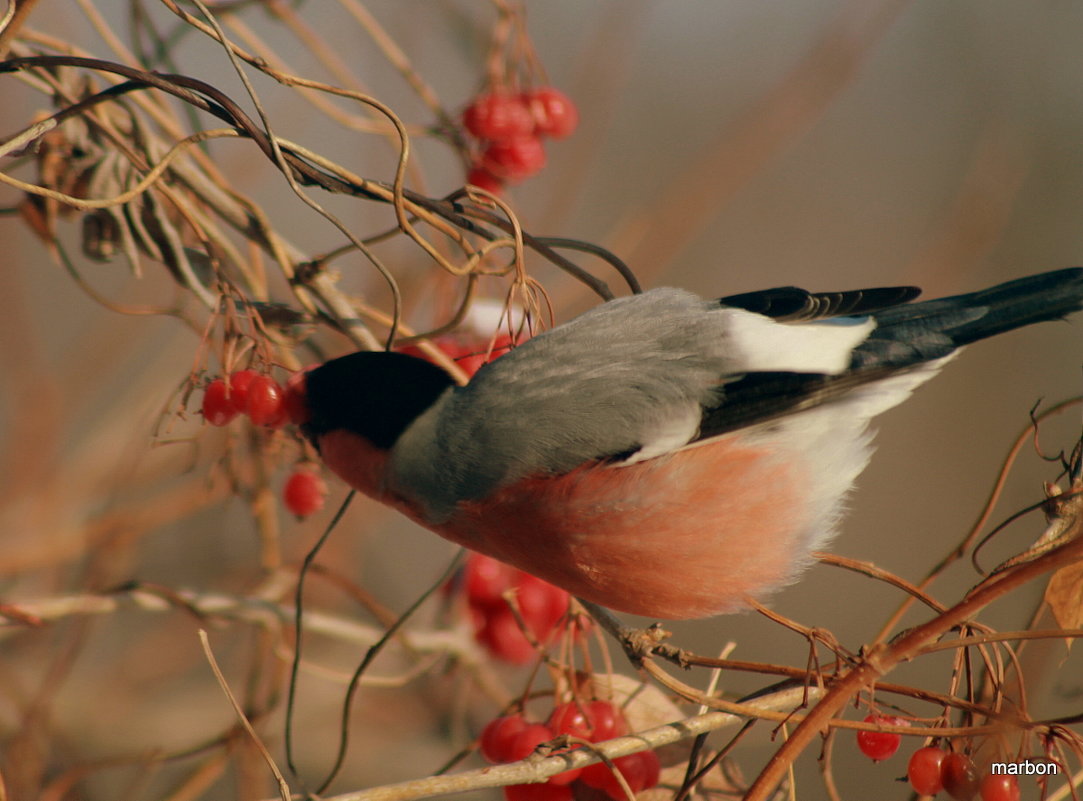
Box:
[852,268,1083,369]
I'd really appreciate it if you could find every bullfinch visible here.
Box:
[293,269,1083,619]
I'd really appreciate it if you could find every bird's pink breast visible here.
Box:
[320,430,810,619]
[440,436,809,618]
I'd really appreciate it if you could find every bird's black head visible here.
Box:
[299,351,456,450]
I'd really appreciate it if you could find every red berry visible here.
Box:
[480,714,529,763]
[480,136,547,181]
[283,468,328,518]
[226,369,259,413]
[463,93,534,140]
[547,699,627,743]
[979,773,1020,801]
[942,753,981,800]
[637,749,662,791]
[202,378,238,426]
[466,166,504,194]
[283,368,314,425]
[908,746,947,795]
[585,700,627,741]
[523,88,579,139]
[464,553,518,609]
[547,702,593,740]
[580,751,659,799]
[506,723,555,761]
[476,606,536,664]
[515,574,569,641]
[455,334,516,376]
[504,783,572,801]
[245,375,286,426]
[546,765,583,787]
[856,714,908,762]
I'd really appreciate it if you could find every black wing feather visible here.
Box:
[717,285,922,321]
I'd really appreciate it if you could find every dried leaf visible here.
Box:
[1043,560,1083,649]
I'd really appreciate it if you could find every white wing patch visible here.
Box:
[612,402,701,465]
[722,309,876,374]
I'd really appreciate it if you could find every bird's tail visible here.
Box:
[853,268,1083,369]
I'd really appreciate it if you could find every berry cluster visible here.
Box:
[202,369,291,428]
[907,748,1019,801]
[200,369,327,518]
[463,87,578,193]
[479,701,661,801]
[854,718,1021,800]
[457,553,575,664]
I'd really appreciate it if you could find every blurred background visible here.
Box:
[1,1,1081,799]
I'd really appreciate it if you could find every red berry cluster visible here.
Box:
[201,369,292,428]
[203,369,311,429]
[855,721,1022,801]
[479,701,661,801]
[463,87,578,192]
[398,332,515,378]
[458,553,576,664]
[201,369,326,518]
[906,748,1020,801]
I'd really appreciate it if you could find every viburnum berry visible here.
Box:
[480,136,547,181]
[464,552,520,608]
[283,368,315,425]
[225,369,260,414]
[466,166,505,195]
[584,700,627,741]
[463,93,534,140]
[979,773,1020,801]
[480,714,529,763]
[579,751,661,800]
[547,699,627,742]
[941,752,981,800]
[547,702,594,741]
[454,552,574,664]
[283,467,328,518]
[246,375,286,427]
[856,714,908,761]
[516,573,569,638]
[455,334,515,376]
[398,333,515,378]
[506,722,555,762]
[908,746,947,795]
[523,88,579,139]
[476,605,538,664]
[202,378,238,426]
[503,783,572,801]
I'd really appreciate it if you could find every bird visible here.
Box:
[292,268,1083,620]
